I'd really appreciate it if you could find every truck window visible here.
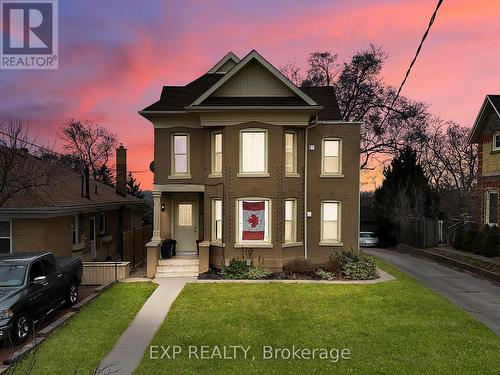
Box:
[29,260,44,282]
[41,257,58,275]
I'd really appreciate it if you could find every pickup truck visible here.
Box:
[0,252,83,343]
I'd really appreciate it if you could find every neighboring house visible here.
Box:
[140,50,361,275]
[0,146,145,260]
[469,95,500,227]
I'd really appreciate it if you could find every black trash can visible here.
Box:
[161,239,176,259]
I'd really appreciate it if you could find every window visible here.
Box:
[486,190,498,225]
[178,204,193,226]
[237,199,270,244]
[321,201,341,243]
[240,130,268,175]
[171,134,189,176]
[0,220,11,253]
[212,199,223,242]
[493,132,500,152]
[211,132,223,176]
[72,215,79,245]
[99,212,106,235]
[321,139,342,176]
[284,199,297,243]
[285,132,297,175]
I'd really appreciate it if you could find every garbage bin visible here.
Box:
[161,239,176,259]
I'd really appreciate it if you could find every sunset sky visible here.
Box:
[1,0,499,190]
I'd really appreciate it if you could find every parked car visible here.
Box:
[359,232,380,248]
[0,252,83,343]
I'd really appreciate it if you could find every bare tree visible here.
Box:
[279,60,303,86]
[59,119,118,181]
[303,51,339,87]
[0,119,56,207]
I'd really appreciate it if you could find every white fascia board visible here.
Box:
[207,52,241,74]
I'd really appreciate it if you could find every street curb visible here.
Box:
[398,244,500,283]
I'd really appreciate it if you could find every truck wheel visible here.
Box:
[65,281,79,306]
[10,311,31,344]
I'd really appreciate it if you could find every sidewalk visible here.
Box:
[98,277,194,375]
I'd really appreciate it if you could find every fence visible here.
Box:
[399,217,438,249]
[122,224,152,268]
[82,261,130,285]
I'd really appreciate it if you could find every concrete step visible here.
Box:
[158,258,199,266]
[156,265,199,273]
[156,271,199,278]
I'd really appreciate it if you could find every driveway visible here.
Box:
[366,248,500,335]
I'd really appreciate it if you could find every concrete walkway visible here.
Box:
[366,248,500,335]
[98,277,194,375]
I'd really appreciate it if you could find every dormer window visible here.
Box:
[493,132,500,152]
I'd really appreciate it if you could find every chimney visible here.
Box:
[116,145,127,197]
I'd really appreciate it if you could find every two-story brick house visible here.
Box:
[140,50,361,277]
[469,95,500,227]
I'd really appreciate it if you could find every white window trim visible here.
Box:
[285,131,298,177]
[320,200,342,245]
[0,219,12,253]
[284,198,297,244]
[209,131,223,178]
[238,129,269,177]
[99,212,106,235]
[212,198,223,244]
[485,189,498,226]
[235,197,272,247]
[169,133,191,179]
[493,132,500,152]
[320,138,343,178]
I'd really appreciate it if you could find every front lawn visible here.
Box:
[135,262,500,375]
[10,282,157,375]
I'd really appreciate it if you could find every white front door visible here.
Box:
[173,197,198,253]
[89,216,96,258]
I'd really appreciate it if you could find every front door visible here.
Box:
[173,196,198,253]
[89,216,96,258]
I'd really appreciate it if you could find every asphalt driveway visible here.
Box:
[366,248,500,335]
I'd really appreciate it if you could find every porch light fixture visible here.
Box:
[161,203,165,211]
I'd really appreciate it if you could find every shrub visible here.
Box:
[221,259,250,279]
[339,250,378,280]
[471,230,485,255]
[315,269,335,280]
[461,229,476,253]
[482,226,500,258]
[283,258,314,276]
[323,253,343,275]
[453,229,464,249]
[246,266,271,279]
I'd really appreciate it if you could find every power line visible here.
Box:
[381,0,444,126]
[0,129,149,173]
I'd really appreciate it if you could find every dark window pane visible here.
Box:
[0,221,10,238]
[496,135,500,148]
[489,192,498,224]
[0,239,10,253]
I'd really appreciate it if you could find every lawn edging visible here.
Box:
[196,268,395,284]
[398,244,500,283]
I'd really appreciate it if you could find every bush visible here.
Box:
[453,229,464,249]
[482,226,500,258]
[221,260,250,279]
[471,230,485,255]
[323,253,343,275]
[461,229,476,253]
[283,258,314,276]
[246,266,271,279]
[339,250,378,280]
[315,269,335,280]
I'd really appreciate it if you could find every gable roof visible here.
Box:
[190,50,317,106]
[207,52,240,74]
[468,95,500,143]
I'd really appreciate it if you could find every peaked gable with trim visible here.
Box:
[469,95,500,143]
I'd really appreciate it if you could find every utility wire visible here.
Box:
[380,0,444,126]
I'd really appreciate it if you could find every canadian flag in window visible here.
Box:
[242,201,265,240]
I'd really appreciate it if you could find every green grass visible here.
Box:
[135,262,500,375]
[10,282,157,375]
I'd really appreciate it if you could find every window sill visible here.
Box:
[208,173,223,179]
[319,242,343,247]
[210,241,225,247]
[285,173,300,178]
[237,173,270,178]
[282,241,303,248]
[320,174,344,178]
[491,148,500,154]
[234,243,273,249]
[168,174,191,180]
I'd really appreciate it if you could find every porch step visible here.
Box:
[156,255,200,278]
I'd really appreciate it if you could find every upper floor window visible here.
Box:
[493,132,500,152]
[285,132,297,175]
[486,190,498,226]
[284,199,297,243]
[237,199,271,244]
[212,199,223,242]
[171,134,190,177]
[239,130,268,176]
[321,201,341,244]
[211,132,223,176]
[0,220,11,253]
[321,139,342,176]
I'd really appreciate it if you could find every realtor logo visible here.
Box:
[1,0,58,69]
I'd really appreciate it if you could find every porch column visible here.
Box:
[152,191,162,242]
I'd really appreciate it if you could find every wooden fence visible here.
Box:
[399,218,438,249]
[122,224,152,268]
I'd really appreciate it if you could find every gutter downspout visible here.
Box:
[304,116,319,260]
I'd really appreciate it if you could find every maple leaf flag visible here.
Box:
[242,201,265,240]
